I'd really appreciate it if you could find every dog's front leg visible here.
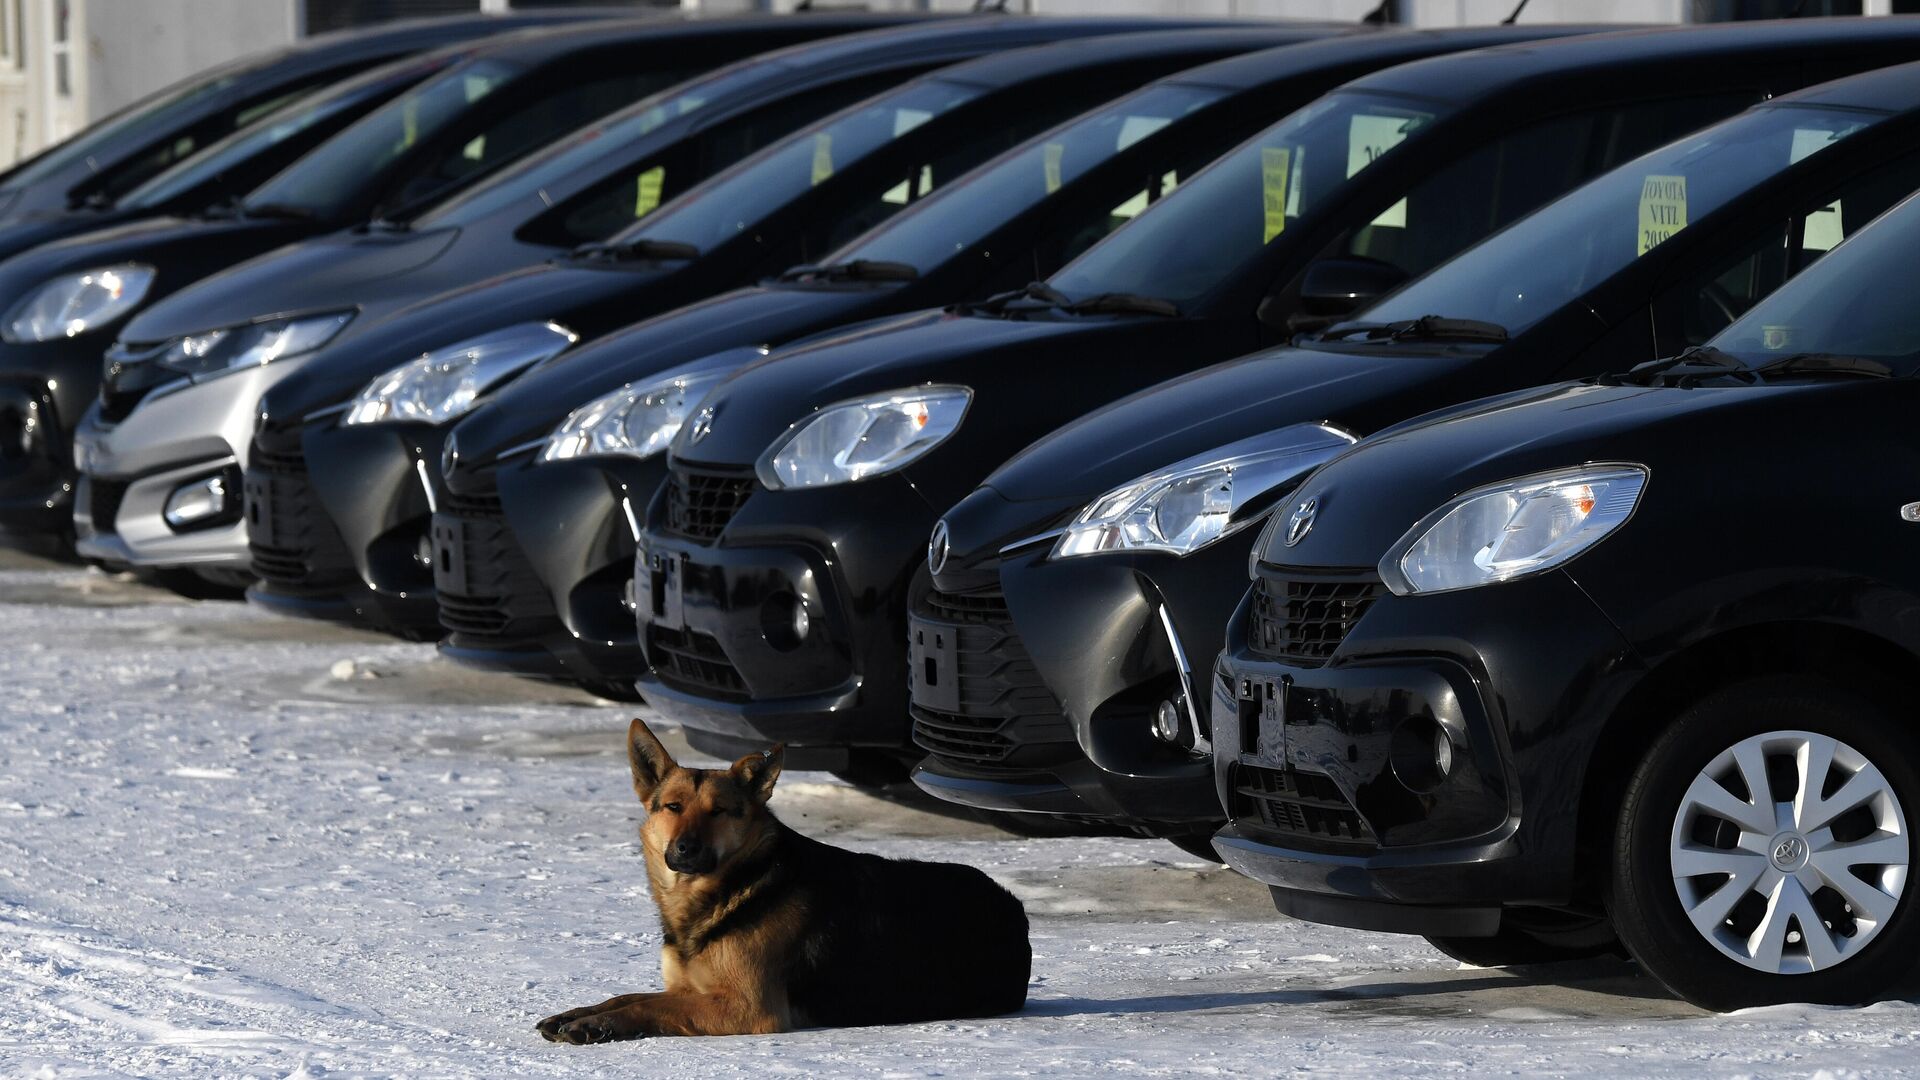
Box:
[551,990,787,1042]
[536,993,654,1041]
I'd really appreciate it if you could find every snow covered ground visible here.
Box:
[2,547,1917,1078]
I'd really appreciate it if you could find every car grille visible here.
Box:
[1247,566,1384,666]
[1230,762,1375,848]
[646,624,749,700]
[246,444,359,591]
[661,465,756,541]
[909,589,1073,767]
[88,478,129,534]
[433,484,558,641]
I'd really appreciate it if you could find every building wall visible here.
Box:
[84,0,297,119]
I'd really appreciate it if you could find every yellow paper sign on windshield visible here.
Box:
[1638,174,1687,256]
[401,97,420,150]
[811,133,833,187]
[1262,147,1291,243]
[634,165,665,218]
[1043,142,1064,194]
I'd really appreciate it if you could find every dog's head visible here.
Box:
[626,719,783,877]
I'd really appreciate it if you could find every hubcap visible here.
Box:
[1670,730,1909,975]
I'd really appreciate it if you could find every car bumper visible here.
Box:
[0,341,100,540]
[633,468,935,751]
[1211,567,1643,934]
[908,534,1259,831]
[72,361,306,569]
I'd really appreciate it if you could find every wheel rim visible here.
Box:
[1669,729,1909,974]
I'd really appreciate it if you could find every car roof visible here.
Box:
[927,25,1348,89]
[1770,55,1920,112]
[1353,17,1920,107]
[1165,24,1614,92]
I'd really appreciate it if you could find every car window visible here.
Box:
[519,70,917,248]
[831,82,1228,275]
[1652,144,1920,352]
[1360,103,1886,339]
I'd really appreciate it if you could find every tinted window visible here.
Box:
[1361,103,1882,336]
[1046,91,1446,306]
[244,58,520,218]
[1712,189,1920,369]
[624,78,986,252]
[831,82,1227,275]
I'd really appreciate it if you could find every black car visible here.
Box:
[911,60,1920,850]
[237,24,1280,656]
[628,18,1920,784]
[0,45,483,273]
[0,15,904,550]
[76,16,1162,592]
[428,25,1586,700]
[1211,182,1920,1011]
[0,9,610,226]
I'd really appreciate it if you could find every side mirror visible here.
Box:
[1269,257,1408,335]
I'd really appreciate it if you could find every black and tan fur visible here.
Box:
[536,719,1031,1042]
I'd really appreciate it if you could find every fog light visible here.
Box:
[1390,717,1454,794]
[1151,699,1184,743]
[791,599,811,641]
[163,475,229,529]
[1433,725,1454,779]
[759,591,809,651]
[415,535,433,568]
[621,575,638,613]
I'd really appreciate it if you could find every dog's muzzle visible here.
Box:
[666,840,717,875]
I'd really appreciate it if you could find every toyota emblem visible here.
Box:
[927,519,951,576]
[1284,497,1317,547]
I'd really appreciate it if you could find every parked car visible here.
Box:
[423,25,1587,700]
[627,18,1920,784]
[236,25,1282,652]
[911,59,1920,852]
[73,16,1169,594]
[0,8,618,226]
[1212,180,1920,1011]
[0,15,906,560]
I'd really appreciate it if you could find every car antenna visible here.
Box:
[1501,0,1531,23]
[972,0,1011,11]
[1361,0,1392,24]
[1784,0,1813,15]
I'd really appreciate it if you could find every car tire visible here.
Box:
[1608,676,1920,1011]
[1425,908,1620,967]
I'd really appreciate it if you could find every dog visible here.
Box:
[536,719,1031,1042]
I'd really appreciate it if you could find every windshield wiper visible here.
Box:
[1319,314,1507,344]
[779,259,918,284]
[362,216,411,234]
[242,202,318,222]
[1749,352,1892,381]
[572,237,700,263]
[1061,291,1180,317]
[1598,345,1754,387]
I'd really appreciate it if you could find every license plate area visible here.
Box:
[431,518,467,595]
[908,615,960,714]
[639,546,685,629]
[244,473,276,543]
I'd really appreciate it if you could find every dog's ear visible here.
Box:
[627,719,677,804]
[731,743,784,803]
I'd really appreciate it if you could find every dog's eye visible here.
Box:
[663,802,683,814]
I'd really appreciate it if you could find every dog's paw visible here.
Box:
[536,1007,598,1042]
[557,1016,639,1044]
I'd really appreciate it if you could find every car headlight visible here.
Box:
[4,264,157,343]
[154,311,355,380]
[344,322,575,427]
[1380,463,1648,596]
[757,385,970,490]
[539,369,722,463]
[1053,423,1357,560]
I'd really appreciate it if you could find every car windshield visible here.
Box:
[118,57,446,212]
[411,61,737,229]
[242,57,519,219]
[619,77,984,252]
[1358,103,1883,338]
[1045,91,1446,306]
[1711,186,1920,373]
[0,53,269,195]
[827,82,1228,274]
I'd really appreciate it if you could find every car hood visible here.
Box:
[122,227,463,341]
[0,207,135,265]
[983,342,1485,505]
[257,259,674,431]
[672,311,1222,477]
[1268,376,1875,570]
[0,215,297,317]
[455,282,890,459]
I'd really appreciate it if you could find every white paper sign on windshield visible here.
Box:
[1348,114,1410,228]
[1790,127,1845,252]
